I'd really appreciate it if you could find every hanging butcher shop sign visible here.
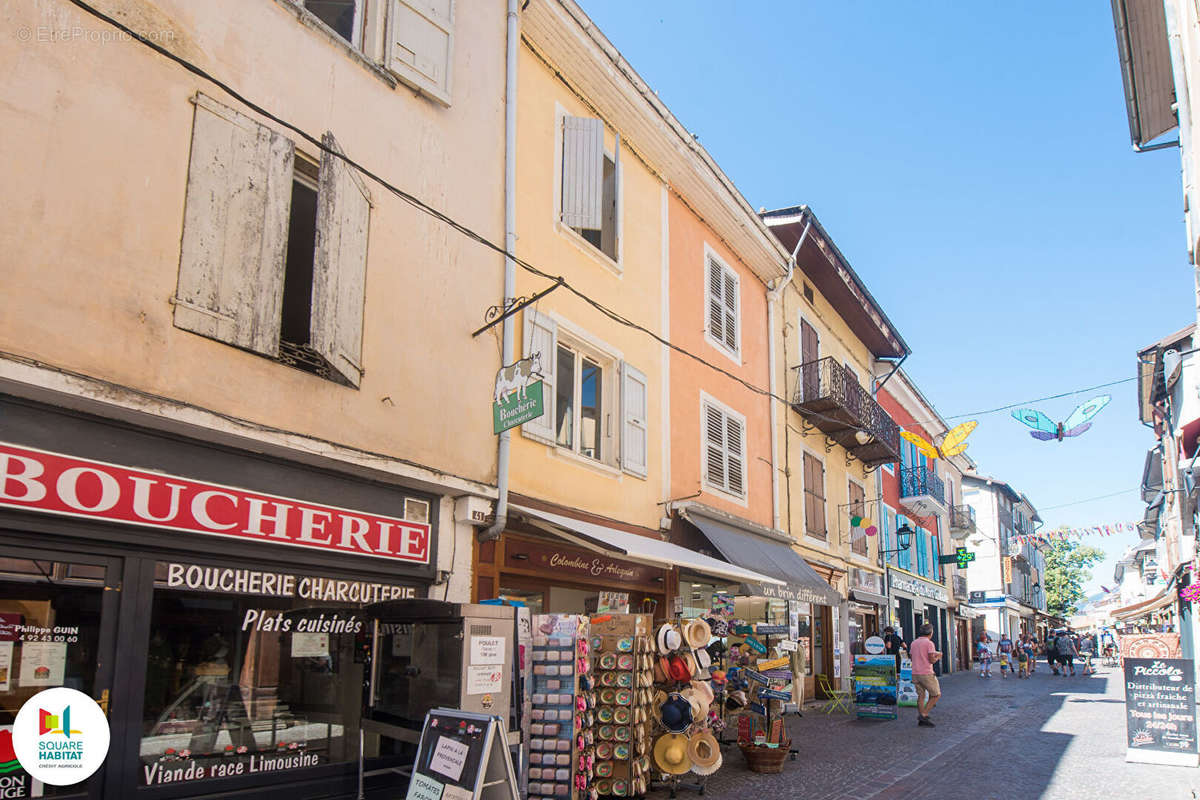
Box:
[0,442,430,564]
[493,353,545,434]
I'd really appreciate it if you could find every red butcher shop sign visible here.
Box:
[0,442,430,564]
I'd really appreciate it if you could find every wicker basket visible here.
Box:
[739,741,791,774]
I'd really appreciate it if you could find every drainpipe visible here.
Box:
[767,221,810,532]
[480,0,520,543]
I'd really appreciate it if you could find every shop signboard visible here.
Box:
[889,572,948,604]
[503,540,661,586]
[852,655,898,720]
[492,356,545,434]
[756,656,789,671]
[405,709,519,800]
[0,442,432,565]
[755,624,788,635]
[897,657,917,707]
[1124,658,1198,766]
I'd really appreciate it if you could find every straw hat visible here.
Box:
[680,687,708,721]
[656,623,682,654]
[652,733,692,775]
[694,647,712,670]
[681,651,700,678]
[684,618,711,649]
[689,680,714,706]
[687,730,721,772]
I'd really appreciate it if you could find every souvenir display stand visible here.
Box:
[528,615,590,800]
[648,619,725,797]
[589,613,654,798]
[725,623,795,773]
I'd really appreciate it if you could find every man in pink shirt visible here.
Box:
[909,622,942,727]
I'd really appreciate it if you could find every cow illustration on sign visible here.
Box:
[494,353,543,404]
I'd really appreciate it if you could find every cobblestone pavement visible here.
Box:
[649,661,1200,800]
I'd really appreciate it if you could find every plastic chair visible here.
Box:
[817,673,851,714]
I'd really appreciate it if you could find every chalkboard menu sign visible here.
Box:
[1124,658,1199,767]
[406,710,519,800]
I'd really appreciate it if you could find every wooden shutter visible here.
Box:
[386,0,455,105]
[804,453,826,538]
[707,256,725,346]
[799,318,820,399]
[704,403,726,490]
[849,481,866,554]
[561,116,604,229]
[521,311,557,440]
[722,267,738,352]
[620,362,648,478]
[311,133,371,387]
[725,416,744,496]
[174,93,292,356]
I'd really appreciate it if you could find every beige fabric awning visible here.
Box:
[1111,586,1177,621]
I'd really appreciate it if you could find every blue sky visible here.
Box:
[580,1,1191,594]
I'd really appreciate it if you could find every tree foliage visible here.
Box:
[1043,532,1106,617]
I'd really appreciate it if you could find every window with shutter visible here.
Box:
[310,133,371,388]
[620,362,648,478]
[386,0,455,105]
[704,251,740,359]
[175,94,293,357]
[701,398,746,499]
[560,116,620,262]
[521,310,557,442]
[803,453,826,539]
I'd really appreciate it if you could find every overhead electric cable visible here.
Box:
[1037,488,1139,512]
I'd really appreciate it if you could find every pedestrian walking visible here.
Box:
[1045,632,1059,675]
[1016,637,1029,678]
[997,633,1013,678]
[910,622,942,727]
[1080,635,1095,675]
[1022,635,1035,676]
[977,638,992,678]
[1055,629,1078,676]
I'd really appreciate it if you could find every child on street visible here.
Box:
[978,640,992,678]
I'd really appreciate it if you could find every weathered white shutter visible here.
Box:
[522,310,557,440]
[620,361,648,477]
[704,403,726,490]
[706,256,724,346]
[726,416,745,496]
[174,93,292,356]
[722,268,739,352]
[386,0,455,105]
[311,133,372,388]
[561,116,604,229]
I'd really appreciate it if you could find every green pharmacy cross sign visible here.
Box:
[938,547,976,569]
[493,355,546,434]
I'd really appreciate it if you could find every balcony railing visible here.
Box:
[949,504,976,534]
[790,357,901,467]
[1014,514,1033,536]
[899,466,945,503]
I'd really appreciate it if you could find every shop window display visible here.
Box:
[140,562,410,787]
[0,557,108,798]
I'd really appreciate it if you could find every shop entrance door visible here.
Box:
[0,544,125,800]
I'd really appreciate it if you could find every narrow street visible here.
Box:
[674,663,1197,800]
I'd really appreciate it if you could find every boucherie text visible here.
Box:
[0,442,430,564]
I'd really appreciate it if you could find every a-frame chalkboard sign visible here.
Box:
[405,709,520,800]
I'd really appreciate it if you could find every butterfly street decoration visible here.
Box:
[1010,395,1111,442]
[900,420,978,460]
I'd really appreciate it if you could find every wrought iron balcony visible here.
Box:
[949,504,976,535]
[899,465,946,518]
[790,357,900,467]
